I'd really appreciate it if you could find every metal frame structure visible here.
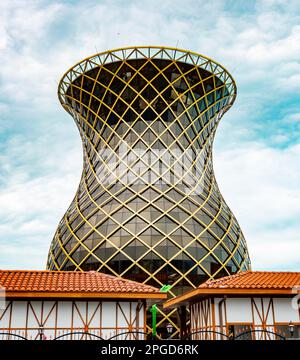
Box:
[47,46,251,337]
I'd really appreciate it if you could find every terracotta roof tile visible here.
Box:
[199,271,300,290]
[163,271,300,309]
[0,270,161,295]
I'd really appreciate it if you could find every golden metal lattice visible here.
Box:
[47,46,251,338]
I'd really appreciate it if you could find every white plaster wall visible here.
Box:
[87,302,102,329]
[10,301,27,328]
[212,296,299,327]
[251,297,264,324]
[57,301,73,328]
[273,298,299,322]
[42,301,56,328]
[214,298,223,326]
[226,298,252,323]
[27,301,42,328]
[72,301,86,327]
[116,302,131,328]
[102,302,116,327]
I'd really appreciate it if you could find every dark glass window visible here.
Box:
[228,324,253,340]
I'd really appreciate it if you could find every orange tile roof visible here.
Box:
[0,270,165,299]
[199,271,300,290]
[164,271,300,308]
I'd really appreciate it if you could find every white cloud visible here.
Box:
[215,143,300,225]
[214,141,300,270]
[0,170,80,269]
[283,112,300,123]
[0,0,299,110]
[247,229,300,271]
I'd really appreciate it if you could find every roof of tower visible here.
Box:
[58,46,237,110]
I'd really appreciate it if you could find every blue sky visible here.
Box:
[0,0,299,271]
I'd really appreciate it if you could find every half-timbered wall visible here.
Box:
[0,299,145,340]
[190,296,300,339]
[190,298,216,339]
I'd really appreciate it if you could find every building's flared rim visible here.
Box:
[58,45,237,108]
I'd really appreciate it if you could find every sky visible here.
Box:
[0,0,299,271]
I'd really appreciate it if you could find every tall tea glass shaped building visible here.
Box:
[47,46,251,337]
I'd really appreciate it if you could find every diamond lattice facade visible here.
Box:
[47,46,251,337]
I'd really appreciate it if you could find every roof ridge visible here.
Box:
[93,271,159,290]
[201,271,250,285]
